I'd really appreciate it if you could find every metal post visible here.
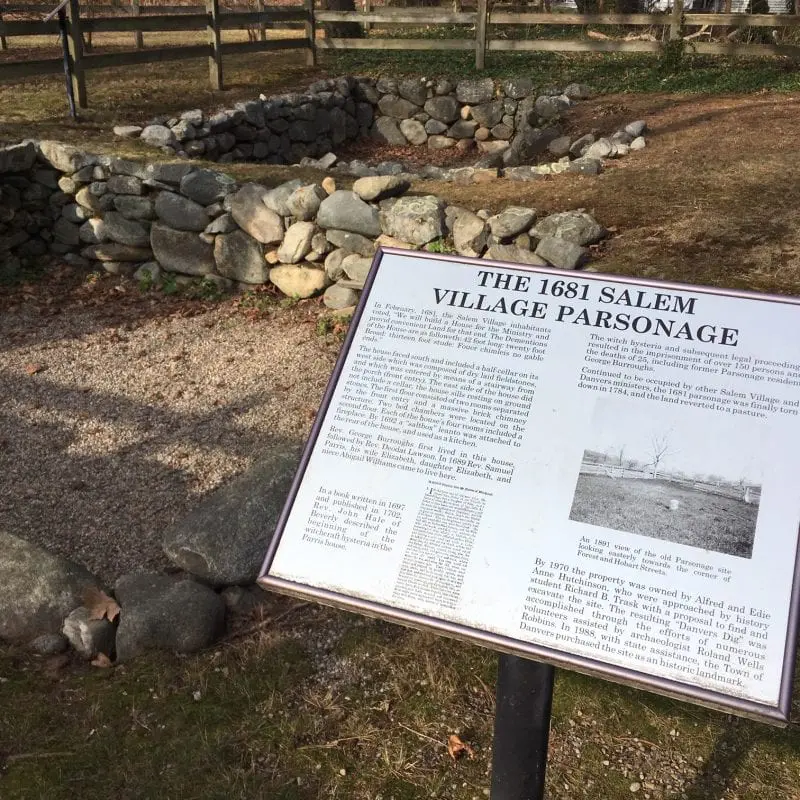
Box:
[491,655,555,800]
[58,7,78,119]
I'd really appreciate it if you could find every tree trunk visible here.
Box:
[323,0,365,37]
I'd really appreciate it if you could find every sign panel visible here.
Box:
[259,249,800,724]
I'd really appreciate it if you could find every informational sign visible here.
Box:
[259,248,800,725]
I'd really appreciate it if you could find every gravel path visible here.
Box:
[0,271,338,583]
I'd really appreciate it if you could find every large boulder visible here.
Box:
[531,211,607,246]
[180,169,237,205]
[398,77,428,106]
[380,195,444,246]
[162,447,302,585]
[214,229,267,284]
[38,141,97,173]
[229,184,284,244]
[534,236,588,270]
[102,212,150,248]
[114,573,226,661]
[154,191,210,231]
[317,191,381,238]
[0,531,101,643]
[377,94,421,119]
[0,142,36,173]
[502,125,560,167]
[423,96,460,124]
[277,221,316,264]
[151,223,215,275]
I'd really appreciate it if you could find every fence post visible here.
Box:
[305,0,316,67]
[0,7,8,51]
[131,0,143,49]
[256,0,267,42]
[207,0,223,91]
[670,0,684,40]
[363,0,371,33]
[475,0,487,69]
[66,0,88,108]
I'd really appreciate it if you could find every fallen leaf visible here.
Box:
[447,734,474,761]
[81,586,121,623]
[24,363,45,375]
[91,653,114,668]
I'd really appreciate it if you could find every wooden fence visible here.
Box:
[0,0,315,104]
[1,0,800,106]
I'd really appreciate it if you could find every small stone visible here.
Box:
[400,118,427,146]
[277,221,316,264]
[324,249,347,281]
[487,206,536,239]
[428,136,456,151]
[103,212,150,247]
[62,607,116,660]
[325,229,375,257]
[625,120,647,137]
[134,262,162,283]
[140,124,177,149]
[534,236,588,270]
[453,211,487,258]
[287,184,327,221]
[352,175,409,203]
[341,254,372,285]
[321,177,336,195]
[29,633,69,655]
[630,136,646,151]
[229,184,284,244]
[106,175,144,195]
[485,244,547,266]
[456,78,494,105]
[380,195,444,246]
[323,283,359,310]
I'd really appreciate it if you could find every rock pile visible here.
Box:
[1,139,609,305]
[113,74,647,177]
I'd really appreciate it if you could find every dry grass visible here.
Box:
[570,475,758,558]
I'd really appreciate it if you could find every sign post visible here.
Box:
[491,655,555,800]
[260,248,800,790]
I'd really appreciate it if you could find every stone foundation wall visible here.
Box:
[1,139,609,305]
[114,75,597,169]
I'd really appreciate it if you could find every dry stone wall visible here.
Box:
[1,139,610,303]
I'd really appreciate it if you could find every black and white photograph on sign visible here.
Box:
[569,396,763,558]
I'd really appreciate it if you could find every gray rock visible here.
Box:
[114,195,155,220]
[569,133,595,158]
[103,212,150,247]
[317,191,381,238]
[154,192,210,231]
[341,254,372,285]
[453,211,488,258]
[270,264,330,298]
[352,175,409,203]
[563,82,592,100]
[547,135,572,158]
[38,141,97,173]
[62,606,116,659]
[106,175,144,195]
[488,206,537,239]
[485,244,548,266]
[400,119,427,146]
[630,136,646,151]
[567,157,603,176]
[147,163,195,186]
[53,217,81,245]
[531,210,607,246]
[151,223,215,275]
[325,248,348,281]
[180,169,237,205]
[29,633,69,655]
[214,229,267,284]
[114,573,225,661]
[134,262,162,283]
[423,95,460,124]
[625,120,647,138]
[229,184,284,244]
[448,120,478,139]
[584,138,613,160]
[502,125,560,167]
[428,135,456,150]
[108,158,149,179]
[0,531,101,642]
[140,124,177,149]
[491,123,513,140]
[278,221,316,264]
[398,77,428,106]
[534,95,571,119]
[456,78,494,105]
[377,94,421,119]
[287,119,317,143]
[171,120,196,142]
[502,77,533,100]
[82,243,153,262]
[425,119,449,136]
[323,283,360,310]
[181,108,204,126]
[372,117,407,146]
[101,261,138,277]
[286,184,326,221]
[0,142,36,172]
[79,218,107,244]
[61,203,90,224]
[205,212,237,234]
[471,100,504,128]
[380,195,444,246]
[325,229,375,257]
[535,236,588,269]
[261,179,303,216]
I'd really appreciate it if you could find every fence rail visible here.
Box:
[1,1,800,105]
